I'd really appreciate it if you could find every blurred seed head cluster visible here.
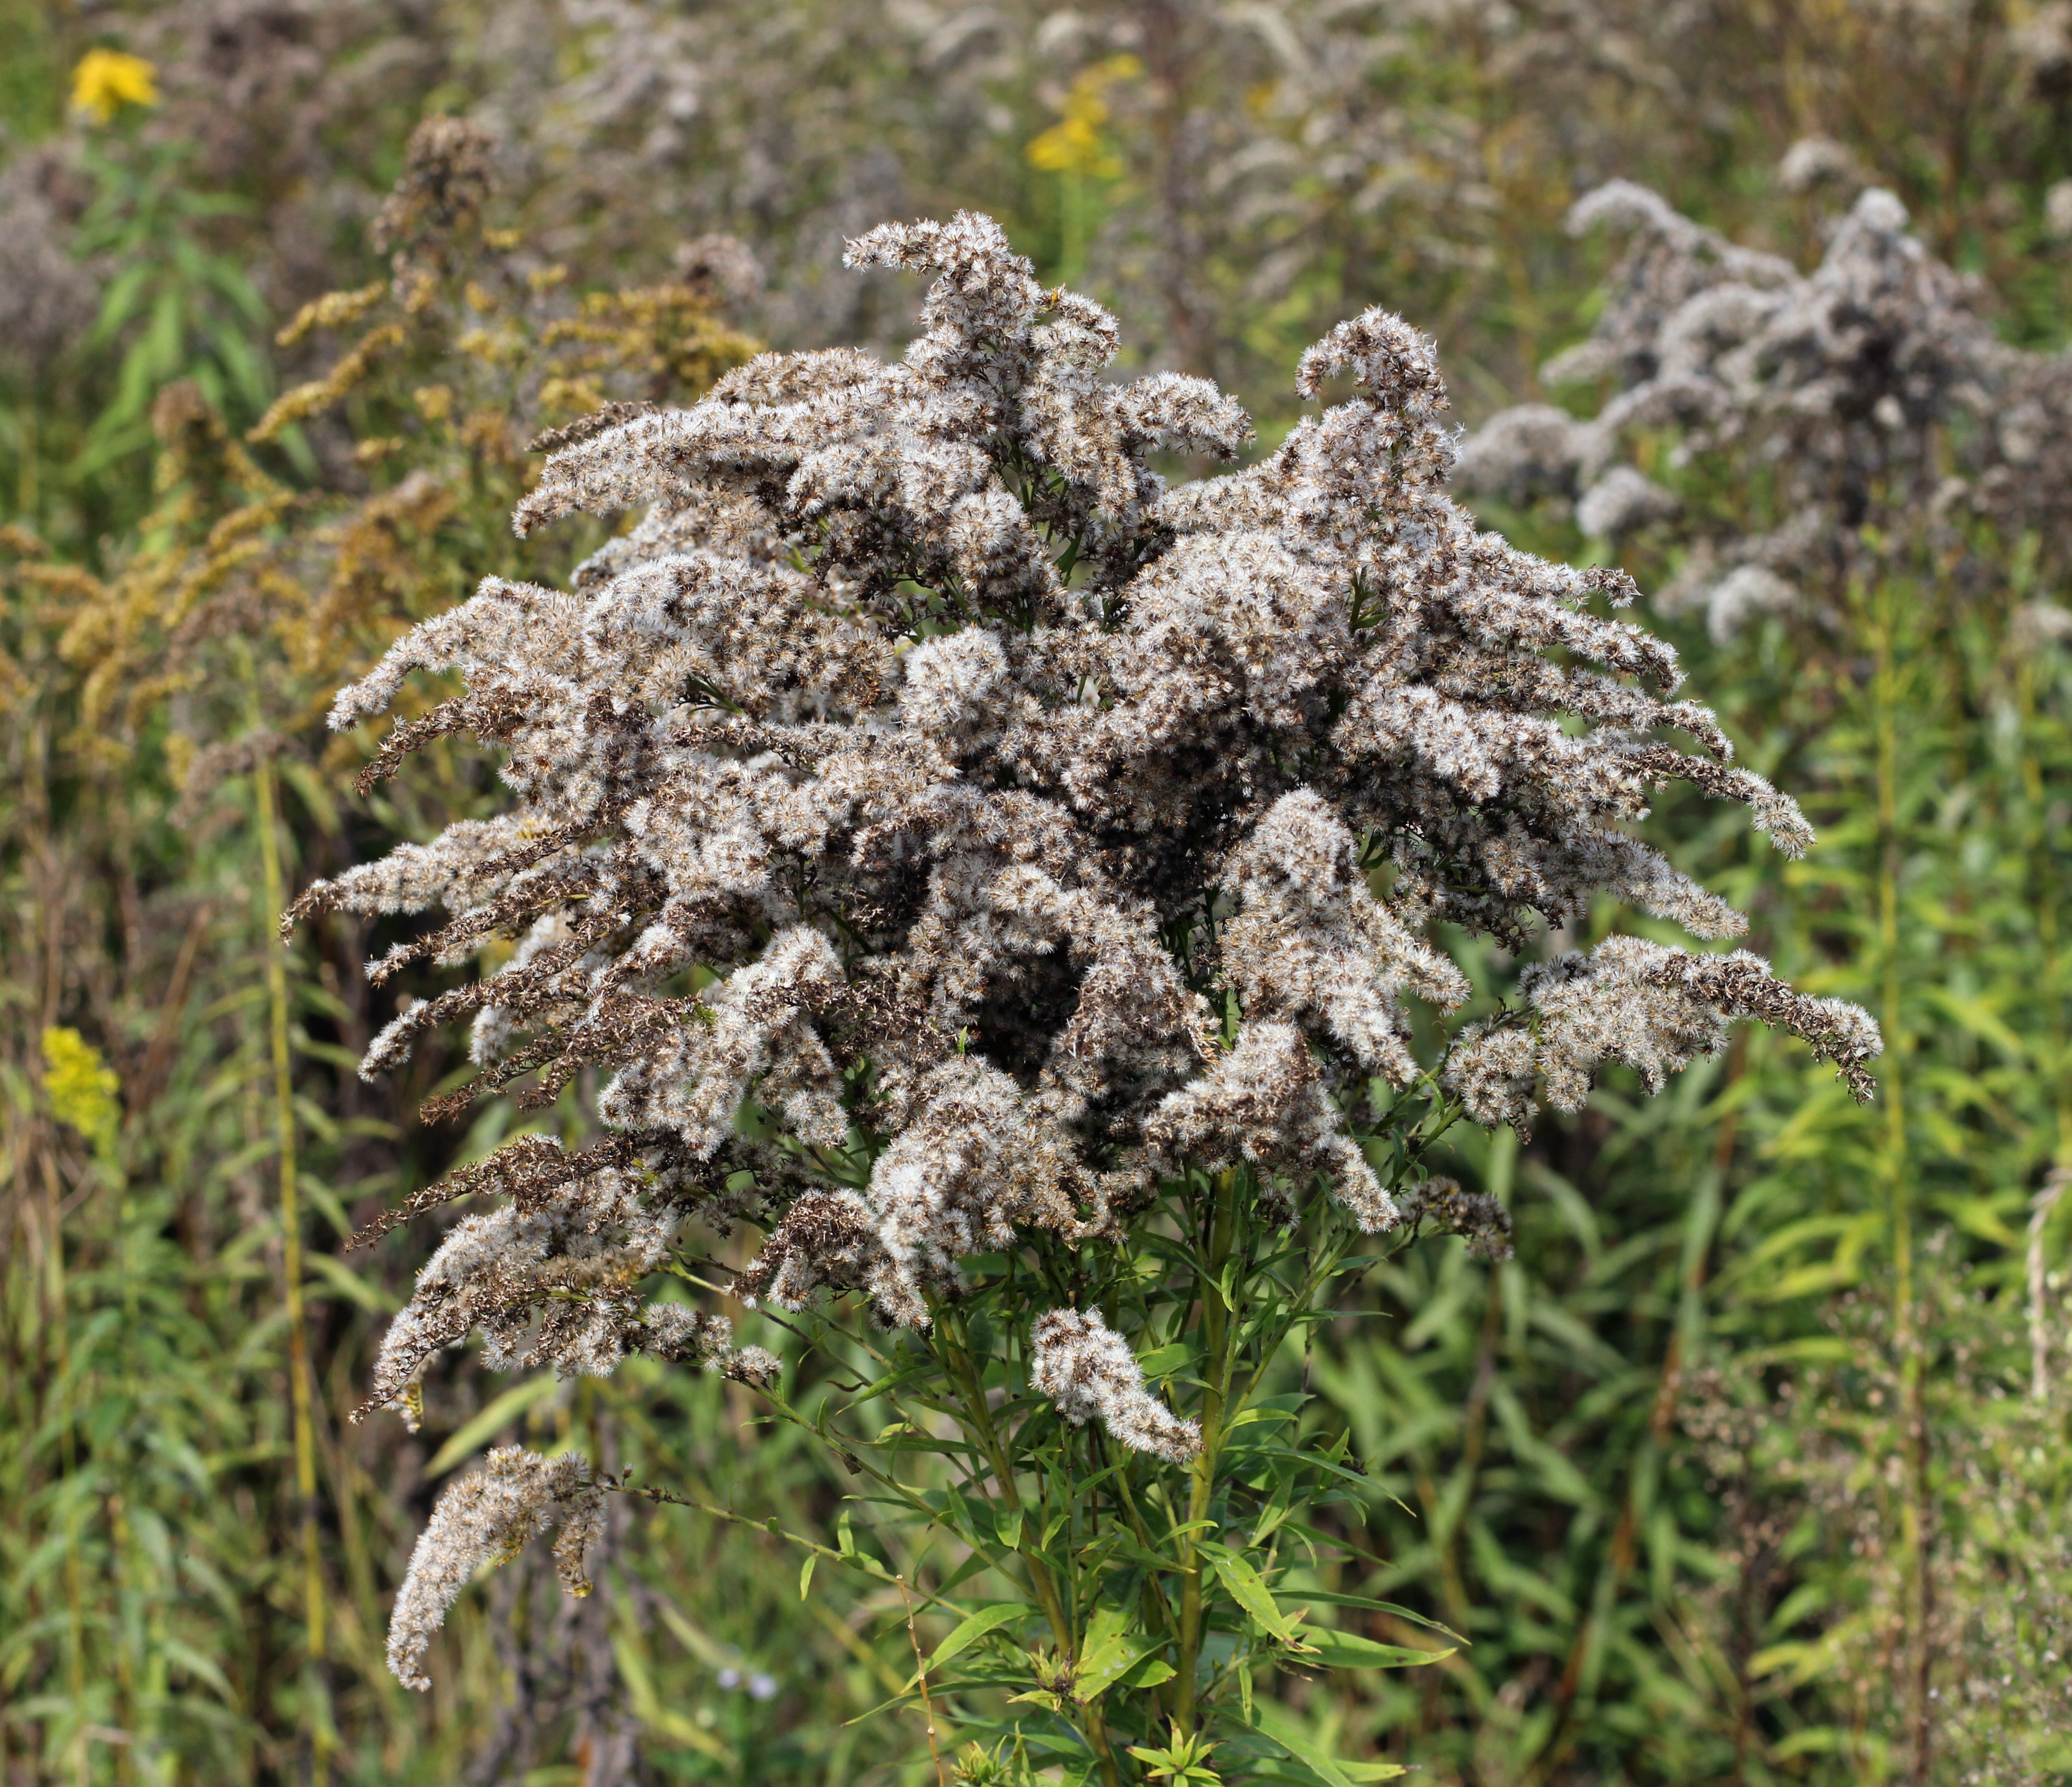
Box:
[1460,180,2072,639]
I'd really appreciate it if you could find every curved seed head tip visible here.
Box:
[1031,1309,1201,1464]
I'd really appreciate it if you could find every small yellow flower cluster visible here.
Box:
[1025,55,1140,180]
[70,49,159,125]
[41,1026,121,1162]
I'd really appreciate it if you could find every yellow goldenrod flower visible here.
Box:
[1026,54,1141,179]
[41,1026,122,1162]
[71,48,160,125]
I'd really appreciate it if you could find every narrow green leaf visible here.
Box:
[1202,1543,1298,1642]
[1075,1635,1162,1702]
[1072,1602,1154,1700]
[916,1602,1026,1684]
[1250,1700,1405,1784]
[1277,1590,1462,1644]
[1135,1342,1196,1379]
[158,1637,235,1700]
[1298,1629,1454,1670]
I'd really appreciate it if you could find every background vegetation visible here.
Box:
[5,3,2071,1783]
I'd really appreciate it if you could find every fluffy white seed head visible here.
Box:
[386,1447,601,1691]
[304,207,1875,1349]
[1463,182,2072,633]
[1030,1309,1202,1464]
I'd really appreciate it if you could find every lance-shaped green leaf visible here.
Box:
[1276,1589,1462,1644]
[1249,1700,1406,1784]
[1072,1602,1164,1701]
[1297,1627,1454,1670]
[1201,1541,1300,1643]
[907,1601,1028,1688]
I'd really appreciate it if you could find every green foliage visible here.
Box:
[1126,1725,1224,1785]
[665,1155,1460,1784]
[70,134,277,475]
[8,5,2072,1784]
[0,106,808,1787]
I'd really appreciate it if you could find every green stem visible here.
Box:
[27,720,84,1774]
[1870,576,1930,1786]
[1176,1169,1242,1738]
[939,1327,1071,1640]
[1230,1227,1354,1423]
[253,752,329,1781]
[897,1574,951,1786]
[937,1325,1127,1786]
[43,1146,87,1786]
[1104,1437,1177,1640]
[612,1480,958,1615]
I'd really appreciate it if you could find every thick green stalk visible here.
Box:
[108,1492,135,1787]
[31,717,89,1785]
[1102,1439,1177,1670]
[1175,1169,1241,1738]
[1870,577,1930,1786]
[939,1326,1070,1640]
[43,1146,87,1787]
[252,753,329,1781]
[938,1324,1127,1786]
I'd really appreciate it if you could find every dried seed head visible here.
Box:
[1031,1309,1201,1464]
[386,1447,601,1691]
[303,214,1875,1654]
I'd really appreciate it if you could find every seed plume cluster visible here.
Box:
[1446,935,1878,1141]
[387,1447,603,1692]
[1392,1176,1513,1264]
[1031,1309,1202,1464]
[1459,181,2072,636]
[291,212,1878,1680]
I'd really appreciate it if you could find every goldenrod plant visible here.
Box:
[309,212,1876,1785]
[1444,180,2072,1785]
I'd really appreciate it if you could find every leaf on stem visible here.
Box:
[1248,1700,1405,1785]
[1295,1629,1454,1670]
[911,1601,1027,1685]
[1072,1601,1164,1701]
[1200,1542,1300,1644]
